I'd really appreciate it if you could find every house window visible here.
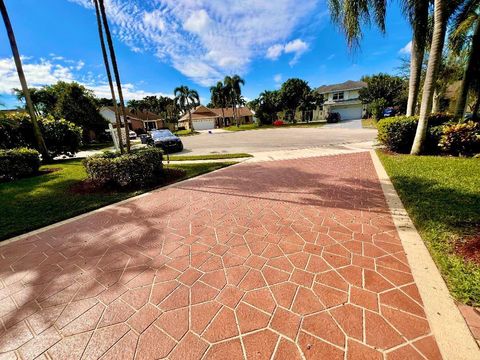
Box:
[145,121,157,130]
[332,92,344,101]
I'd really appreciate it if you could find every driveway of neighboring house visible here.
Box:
[0,151,449,359]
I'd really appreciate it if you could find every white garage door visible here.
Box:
[193,119,215,130]
[335,106,363,121]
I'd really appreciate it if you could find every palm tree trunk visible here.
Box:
[432,89,441,113]
[221,107,225,127]
[472,95,480,120]
[1,0,50,161]
[188,109,193,131]
[98,0,130,152]
[93,0,123,153]
[406,38,424,116]
[455,18,480,119]
[411,0,447,155]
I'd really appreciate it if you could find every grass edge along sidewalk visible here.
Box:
[0,159,235,241]
[377,150,480,305]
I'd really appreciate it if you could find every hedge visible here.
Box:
[0,113,82,157]
[439,121,480,156]
[0,148,41,182]
[83,148,163,188]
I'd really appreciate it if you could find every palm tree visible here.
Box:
[411,0,462,154]
[174,86,199,131]
[97,0,130,152]
[224,75,245,127]
[210,81,227,126]
[93,0,123,153]
[450,0,480,119]
[0,0,50,160]
[403,0,430,116]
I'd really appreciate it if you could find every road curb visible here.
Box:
[370,150,479,360]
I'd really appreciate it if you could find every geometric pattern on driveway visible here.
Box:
[0,152,442,359]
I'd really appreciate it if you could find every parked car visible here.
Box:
[383,107,396,118]
[147,130,183,153]
[129,130,137,139]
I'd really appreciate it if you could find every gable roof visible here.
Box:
[316,80,367,94]
[210,107,254,117]
[178,105,219,122]
[101,106,162,121]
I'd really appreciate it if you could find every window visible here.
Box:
[333,92,344,101]
[145,121,157,130]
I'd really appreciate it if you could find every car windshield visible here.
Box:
[151,130,174,139]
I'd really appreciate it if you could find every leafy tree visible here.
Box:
[1,0,49,160]
[174,86,199,130]
[299,90,324,122]
[255,90,282,125]
[280,78,310,122]
[210,81,229,126]
[359,73,408,112]
[224,75,245,126]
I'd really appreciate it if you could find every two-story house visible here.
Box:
[313,80,367,121]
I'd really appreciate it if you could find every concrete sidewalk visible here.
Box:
[0,151,476,359]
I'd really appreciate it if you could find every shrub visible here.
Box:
[0,113,82,157]
[367,98,387,120]
[326,112,341,123]
[273,120,284,126]
[439,121,480,156]
[0,148,41,182]
[83,148,163,188]
[428,113,455,127]
[377,116,418,153]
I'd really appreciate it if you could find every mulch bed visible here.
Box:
[455,232,480,266]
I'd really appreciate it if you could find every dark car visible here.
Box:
[147,130,183,153]
[383,107,396,118]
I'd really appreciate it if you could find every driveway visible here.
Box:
[0,152,442,359]
[180,125,375,155]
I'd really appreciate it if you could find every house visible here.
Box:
[99,106,165,132]
[313,80,367,121]
[178,106,254,130]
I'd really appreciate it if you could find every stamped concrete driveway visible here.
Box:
[181,125,375,155]
[0,152,441,359]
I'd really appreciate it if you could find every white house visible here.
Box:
[99,106,166,132]
[313,80,367,121]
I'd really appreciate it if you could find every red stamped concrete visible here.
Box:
[0,152,442,359]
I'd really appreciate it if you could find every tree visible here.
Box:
[411,0,461,154]
[299,89,323,122]
[0,0,50,160]
[255,90,282,125]
[93,0,123,153]
[280,78,310,122]
[359,73,408,112]
[210,81,228,126]
[174,86,199,130]
[224,75,245,126]
[450,0,480,119]
[98,0,130,152]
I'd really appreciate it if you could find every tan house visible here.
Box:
[313,80,367,121]
[178,106,254,130]
[100,106,165,132]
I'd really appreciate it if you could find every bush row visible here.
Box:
[377,114,480,156]
[0,148,41,182]
[0,113,82,157]
[83,148,163,188]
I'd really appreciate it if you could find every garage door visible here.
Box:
[193,119,215,130]
[335,106,363,121]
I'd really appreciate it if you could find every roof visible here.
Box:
[179,106,219,122]
[209,107,254,117]
[101,106,162,121]
[316,80,367,94]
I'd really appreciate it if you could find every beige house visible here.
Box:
[178,106,254,130]
[313,80,367,121]
[100,106,166,132]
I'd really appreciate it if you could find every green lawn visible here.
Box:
[378,151,480,304]
[361,118,378,129]
[174,129,200,136]
[166,153,253,161]
[224,122,325,131]
[0,159,234,241]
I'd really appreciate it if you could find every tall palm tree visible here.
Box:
[97,0,130,152]
[93,0,123,153]
[450,0,480,119]
[403,0,430,116]
[174,86,199,131]
[210,81,227,126]
[411,0,462,154]
[224,75,245,127]
[0,0,50,160]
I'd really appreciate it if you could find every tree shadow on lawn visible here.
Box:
[0,152,395,352]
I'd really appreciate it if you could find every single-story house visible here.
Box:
[99,106,165,132]
[312,80,367,121]
[178,106,254,130]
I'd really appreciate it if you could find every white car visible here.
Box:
[129,130,137,139]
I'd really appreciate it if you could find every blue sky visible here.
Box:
[0,0,412,108]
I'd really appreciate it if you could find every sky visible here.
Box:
[0,0,412,108]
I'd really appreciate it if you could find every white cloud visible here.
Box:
[0,56,170,100]
[265,38,309,65]
[68,0,321,86]
[273,73,282,83]
[399,41,412,55]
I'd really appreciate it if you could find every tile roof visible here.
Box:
[316,80,367,94]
